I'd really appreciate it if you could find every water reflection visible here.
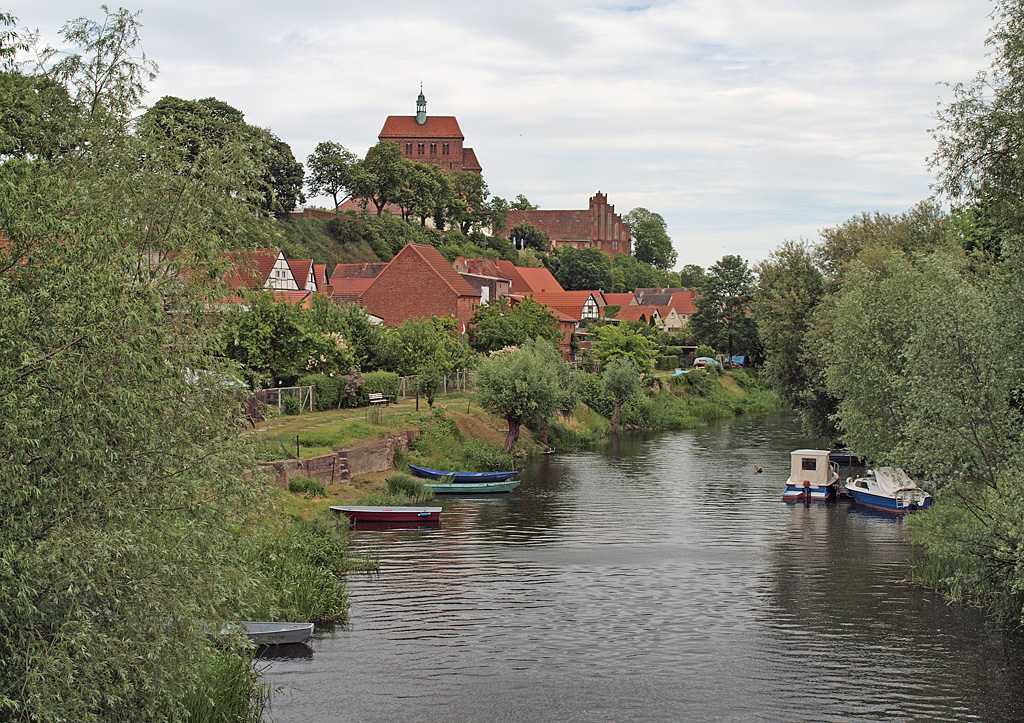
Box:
[263,414,1024,722]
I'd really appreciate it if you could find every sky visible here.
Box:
[7,1,995,269]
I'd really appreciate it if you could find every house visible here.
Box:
[226,248,299,291]
[614,305,663,327]
[453,257,564,295]
[379,89,482,175]
[502,192,632,257]
[632,287,698,326]
[504,295,579,361]
[288,259,318,292]
[458,272,510,305]
[331,262,388,280]
[525,291,605,323]
[361,243,481,329]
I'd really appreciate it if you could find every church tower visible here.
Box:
[416,87,427,125]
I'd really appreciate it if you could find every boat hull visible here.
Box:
[782,483,837,502]
[408,464,518,482]
[423,480,521,494]
[846,487,931,513]
[330,505,442,523]
[241,622,314,645]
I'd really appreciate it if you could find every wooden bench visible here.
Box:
[368,392,392,406]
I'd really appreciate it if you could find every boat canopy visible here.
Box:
[789,449,833,487]
[870,467,920,495]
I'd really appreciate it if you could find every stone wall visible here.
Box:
[258,430,417,489]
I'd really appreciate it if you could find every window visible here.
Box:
[430,143,437,155]
[612,241,618,251]
[801,458,817,471]
[443,143,449,155]
[406,142,412,154]
[417,143,425,155]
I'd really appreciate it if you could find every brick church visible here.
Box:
[503,192,632,257]
[379,89,482,175]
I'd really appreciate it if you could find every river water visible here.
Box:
[263,414,1024,722]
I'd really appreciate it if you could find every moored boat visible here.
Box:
[423,479,520,494]
[845,467,932,513]
[330,505,442,524]
[782,449,840,502]
[408,464,518,482]
[239,621,314,645]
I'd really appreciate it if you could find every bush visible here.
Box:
[463,441,516,471]
[361,371,399,404]
[282,395,302,415]
[289,475,327,497]
[386,473,434,501]
[297,373,341,411]
[656,355,679,370]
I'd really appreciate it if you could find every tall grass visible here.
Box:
[179,649,266,723]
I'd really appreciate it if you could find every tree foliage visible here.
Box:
[592,323,658,373]
[475,339,570,451]
[625,207,677,270]
[306,140,357,213]
[0,10,293,720]
[548,245,613,291]
[468,297,563,353]
[509,221,550,252]
[602,356,643,431]
[689,255,759,360]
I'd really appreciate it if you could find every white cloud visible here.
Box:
[5,0,993,268]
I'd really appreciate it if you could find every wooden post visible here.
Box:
[296,435,300,461]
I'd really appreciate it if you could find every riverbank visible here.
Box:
[253,369,782,504]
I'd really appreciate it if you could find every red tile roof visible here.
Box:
[403,244,479,297]
[273,290,313,307]
[505,210,590,241]
[331,262,388,279]
[515,266,564,294]
[615,305,661,323]
[526,291,599,321]
[462,147,481,172]
[289,259,314,290]
[329,277,374,296]
[602,292,636,307]
[669,290,698,315]
[313,263,328,289]
[225,248,280,289]
[379,116,464,139]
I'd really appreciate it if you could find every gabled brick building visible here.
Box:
[502,192,632,257]
[379,90,482,175]
[361,243,481,329]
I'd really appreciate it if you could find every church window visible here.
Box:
[417,143,425,154]
[612,241,618,251]
[443,143,450,155]
[430,143,437,155]
[406,142,412,154]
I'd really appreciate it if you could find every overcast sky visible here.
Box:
[8,1,995,269]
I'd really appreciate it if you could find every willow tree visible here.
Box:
[475,339,567,451]
[0,10,281,721]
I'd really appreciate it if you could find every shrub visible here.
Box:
[338,371,364,408]
[361,371,399,404]
[386,473,434,501]
[297,373,341,411]
[282,395,302,415]
[463,441,516,471]
[289,475,327,497]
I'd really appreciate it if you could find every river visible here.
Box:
[262,414,1024,722]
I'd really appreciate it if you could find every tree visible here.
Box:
[140,95,305,219]
[592,323,657,373]
[475,340,565,451]
[349,140,409,215]
[677,263,705,289]
[752,240,825,407]
[0,10,281,720]
[930,0,1024,251]
[385,316,469,379]
[468,297,563,353]
[306,140,357,214]
[446,170,492,234]
[689,255,759,361]
[611,253,668,293]
[510,193,537,210]
[253,126,305,219]
[602,357,643,431]
[625,208,677,270]
[509,222,550,252]
[549,246,613,291]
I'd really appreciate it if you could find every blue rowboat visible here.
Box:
[422,479,520,494]
[408,464,518,482]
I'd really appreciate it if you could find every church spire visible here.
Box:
[416,84,427,125]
